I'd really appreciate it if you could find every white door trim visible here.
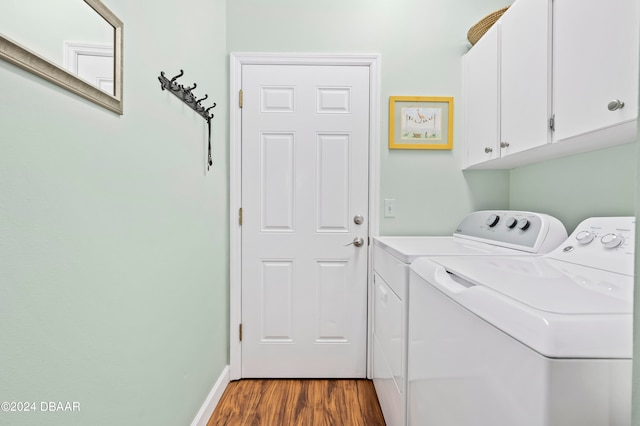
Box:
[229,52,381,380]
[63,42,113,73]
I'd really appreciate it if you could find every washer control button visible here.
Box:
[486,214,500,227]
[505,217,517,229]
[575,231,595,245]
[517,218,530,230]
[601,233,624,249]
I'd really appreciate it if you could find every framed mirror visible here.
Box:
[0,0,123,114]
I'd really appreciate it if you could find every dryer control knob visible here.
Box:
[517,218,530,230]
[486,214,500,227]
[601,233,624,249]
[505,217,517,229]
[575,231,595,245]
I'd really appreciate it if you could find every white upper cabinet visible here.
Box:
[500,0,552,156]
[463,0,552,169]
[463,0,639,169]
[463,24,500,167]
[553,0,639,145]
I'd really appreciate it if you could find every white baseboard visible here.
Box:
[191,365,230,426]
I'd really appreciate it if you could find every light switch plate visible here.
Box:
[384,199,396,218]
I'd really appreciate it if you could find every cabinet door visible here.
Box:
[463,25,500,168]
[553,0,639,142]
[500,0,552,155]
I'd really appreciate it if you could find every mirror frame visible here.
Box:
[0,0,123,114]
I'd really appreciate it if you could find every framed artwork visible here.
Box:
[389,96,454,150]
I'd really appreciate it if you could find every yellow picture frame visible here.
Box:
[389,96,454,150]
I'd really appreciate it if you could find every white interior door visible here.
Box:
[240,64,370,378]
[64,43,114,95]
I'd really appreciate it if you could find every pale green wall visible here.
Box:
[0,1,229,425]
[227,0,512,237]
[509,142,637,233]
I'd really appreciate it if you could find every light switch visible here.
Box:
[384,199,396,218]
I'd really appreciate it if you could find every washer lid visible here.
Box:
[373,236,525,264]
[433,255,633,315]
[411,256,634,358]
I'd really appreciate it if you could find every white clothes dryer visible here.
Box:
[372,210,568,426]
[408,217,635,426]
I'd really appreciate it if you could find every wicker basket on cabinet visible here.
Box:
[467,6,510,46]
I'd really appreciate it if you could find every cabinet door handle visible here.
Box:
[484,147,493,153]
[500,142,510,148]
[608,99,625,111]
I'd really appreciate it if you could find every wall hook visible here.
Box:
[170,69,184,84]
[158,69,218,170]
[196,94,208,104]
[159,71,168,90]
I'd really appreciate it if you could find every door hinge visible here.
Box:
[549,114,555,131]
[239,89,243,108]
[239,207,243,225]
[239,323,243,342]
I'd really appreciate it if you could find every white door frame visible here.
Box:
[229,53,381,380]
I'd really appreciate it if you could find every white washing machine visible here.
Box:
[408,217,635,426]
[372,210,568,426]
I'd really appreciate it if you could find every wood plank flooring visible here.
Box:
[207,379,386,426]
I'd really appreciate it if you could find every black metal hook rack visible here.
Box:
[158,69,217,168]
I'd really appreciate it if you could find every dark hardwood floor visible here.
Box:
[207,379,386,426]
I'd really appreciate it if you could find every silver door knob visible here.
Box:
[500,142,510,148]
[345,237,364,247]
[608,99,625,111]
[353,215,364,225]
[484,147,493,153]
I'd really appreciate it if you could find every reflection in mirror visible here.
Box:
[0,0,123,114]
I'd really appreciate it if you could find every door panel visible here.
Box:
[260,133,295,232]
[260,260,294,342]
[317,133,350,232]
[241,64,370,378]
[315,260,349,341]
